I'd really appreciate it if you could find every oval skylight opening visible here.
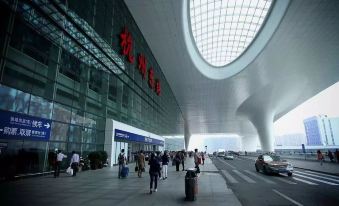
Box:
[189,0,273,67]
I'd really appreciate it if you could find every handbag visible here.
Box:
[66,167,73,176]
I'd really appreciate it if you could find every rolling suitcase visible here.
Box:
[121,166,129,177]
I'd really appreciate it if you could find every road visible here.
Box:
[212,156,339,206]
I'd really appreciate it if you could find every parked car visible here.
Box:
[224,153,234,160]
[255,154,293,176]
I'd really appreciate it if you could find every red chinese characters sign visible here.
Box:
[118,27,161,96]
[120,27,134,63]
[138,54,147,79]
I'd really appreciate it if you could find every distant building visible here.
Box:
[165,138,185,151]
[275,133,306,146]
[203,137,241,153]
[303,115,339,146]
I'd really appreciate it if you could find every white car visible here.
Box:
[224,154,234,160]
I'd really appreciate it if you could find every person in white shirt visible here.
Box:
[54,150,67,178]
[70,151,80,177]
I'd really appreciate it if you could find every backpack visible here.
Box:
[118,153,125,164]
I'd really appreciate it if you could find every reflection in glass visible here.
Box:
[29,95,53,119]
[0,84,30,114]
[68,125,82,143]
[17,141,47,174]
[83,113,97,128]
[71,109,84,126]
[52,103,71,123]
[67,143,81,153]
[83,128,96,144]
[50,122,69,141]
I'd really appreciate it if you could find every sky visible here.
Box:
[274,82,339,136]
[187,134,240,152]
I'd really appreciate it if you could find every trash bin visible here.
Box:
[185,168,198,201]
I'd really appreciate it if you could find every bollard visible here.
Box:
[185,168,198,201]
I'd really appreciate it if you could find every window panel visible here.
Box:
[190,0,272,66]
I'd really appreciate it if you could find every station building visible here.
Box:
[0,0,183,177]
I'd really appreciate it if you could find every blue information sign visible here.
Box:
[115,129,164,146]
[0,110,51,141]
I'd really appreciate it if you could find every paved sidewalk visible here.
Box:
[241,155,339,176]
[0,157,241,206]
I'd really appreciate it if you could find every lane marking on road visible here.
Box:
[221,170,239,184]
[232,170,256,183]
[273,189,303,206]
[302,170,339,179]
[293,173,338,185]
[273,176,297,184]
[292,177,318,185]
[243,170,276,184]
[294,171,339,183]
[219,159,236,169]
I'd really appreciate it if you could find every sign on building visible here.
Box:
[0,110,52,141]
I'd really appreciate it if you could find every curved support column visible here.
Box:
[251,114,274,152]
[256,123,274,152]
[184,120,191,150]
[241,135,259,152]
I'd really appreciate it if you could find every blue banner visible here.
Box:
[114,129,164,146]
[0,110,51,141]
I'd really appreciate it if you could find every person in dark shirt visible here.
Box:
[149,153,161,194]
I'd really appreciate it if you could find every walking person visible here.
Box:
[328,150,334,163]
[54,150,67,178]
[118,149,126,178]
[317,150,324,166]
[201,152,205,165]
[149,153,161,194]
[194,149,200,173]
[175,152,181,172]
[180,151,185,171]
[137,150,145,177]
[161,151,169,179]
[70,151,80,177]
[335,149,339,163]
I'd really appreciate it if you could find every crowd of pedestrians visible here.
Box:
[114,148,205,195]
[53,149,80,178]
[317,149,339,165]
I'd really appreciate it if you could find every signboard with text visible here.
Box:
[114,129,164,146]
[0,110,51,141]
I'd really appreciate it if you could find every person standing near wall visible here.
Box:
[70,151,80,177]
[328,150,334,162]
[137,150,145,178]
[317,150,324,166]
[54,150,67,178]
[161,151,169,179]
[118,149,126,178]
[335,149,339,163]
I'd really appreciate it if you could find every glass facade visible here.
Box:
[189,0,273,67]
[0,0,184,177]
